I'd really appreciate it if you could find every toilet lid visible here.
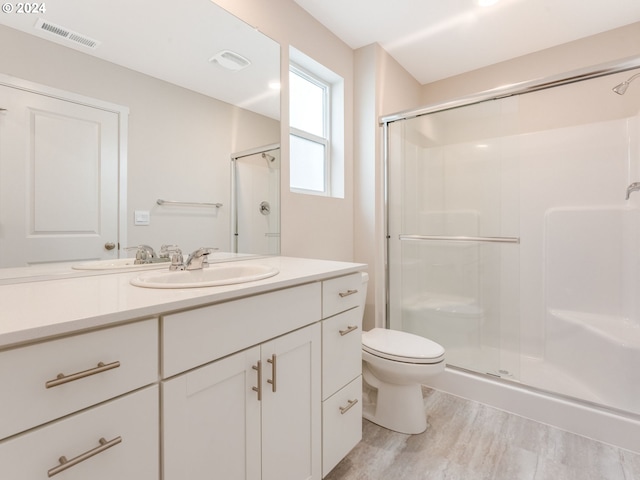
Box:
[362,328,445,364]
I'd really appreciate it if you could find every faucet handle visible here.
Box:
[123,244,157,264]
[159,244,180,258]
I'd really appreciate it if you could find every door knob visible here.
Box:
[104,242,116,250]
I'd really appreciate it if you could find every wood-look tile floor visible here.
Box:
[325,388,640,480]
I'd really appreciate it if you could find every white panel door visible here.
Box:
[0,84,120,267]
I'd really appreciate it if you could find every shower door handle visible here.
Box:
[399,234,520,244]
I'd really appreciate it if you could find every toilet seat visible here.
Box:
[362,328,445,364]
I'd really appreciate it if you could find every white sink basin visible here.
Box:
[73,258,168,271]
[130,263,279,288]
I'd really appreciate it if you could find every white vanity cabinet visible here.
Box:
[321,273,364,476]
[161,283,322,480]
[0,257,366,480]
[163,324,321,480]
[0,319,159,479]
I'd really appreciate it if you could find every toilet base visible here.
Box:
[362,371,427,434]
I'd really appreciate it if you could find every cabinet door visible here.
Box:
[261,324,321,480]
[163,346,261,480]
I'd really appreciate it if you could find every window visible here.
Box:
[289,65,329,194]
[289,47,344,198]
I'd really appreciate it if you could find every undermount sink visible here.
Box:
[73,258,168,271]
[130,263,279,288]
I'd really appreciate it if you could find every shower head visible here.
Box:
[262,152,275,166]
[613,82,630,95]
[612,72,640,95]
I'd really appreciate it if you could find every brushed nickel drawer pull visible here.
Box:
[47,436,122,477]
[45,361,121,389]
[339,325,359,336]
[339,398,359,415]
[252,361,262,401]
[267,354,277,393]
[338,289,358,298]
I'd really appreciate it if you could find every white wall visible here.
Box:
[0,25,279,255]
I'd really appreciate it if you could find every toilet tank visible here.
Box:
[360,272,369,313]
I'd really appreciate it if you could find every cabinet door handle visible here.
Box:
[267,354,277,393]
[339,325,359,336]
[339,398,359,415]
[47,436,122,477]
[252,361,262,401]
[338,289,358,298]
[45,361,121,389]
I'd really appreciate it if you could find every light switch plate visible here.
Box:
[134,210,150,226]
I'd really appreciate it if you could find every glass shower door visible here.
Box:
[386,98,521,379]
[231,146,281,255]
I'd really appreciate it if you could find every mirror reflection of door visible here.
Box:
[231,146,280,256]
[0,82,123,267]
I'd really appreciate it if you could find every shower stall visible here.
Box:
[231,144,280,255]
[383,57,640,450]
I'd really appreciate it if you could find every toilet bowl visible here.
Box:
[359,274,446,434]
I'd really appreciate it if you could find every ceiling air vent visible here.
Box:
[209,50,251,71]
[34,18,100,49]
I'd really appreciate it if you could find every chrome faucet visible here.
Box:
[159,245,185,271]
[184,247,217,270]
[626,182,640,200]
[124,244,158,264]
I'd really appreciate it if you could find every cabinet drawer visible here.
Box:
[163,283,321,377]
[0,385,159,480]
[322,376,362,477]
[0,319,158,440]
[322,273,362,318]
[322,307,362,400]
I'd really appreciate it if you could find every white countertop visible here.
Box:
[0,256,366,348]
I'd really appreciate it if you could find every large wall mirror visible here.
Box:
[0,0,280,282]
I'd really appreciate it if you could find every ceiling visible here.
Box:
[293,0,640,85]
[0,0,281,119]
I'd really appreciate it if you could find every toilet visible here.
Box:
[359,273,446,434]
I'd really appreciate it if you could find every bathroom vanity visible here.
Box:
[0,256,365,479]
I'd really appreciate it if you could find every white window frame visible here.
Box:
[289,47,344,198]
[289,63,331,196]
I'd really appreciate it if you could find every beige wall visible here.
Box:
[215,0,357,262]
[0,25,279,255]
[354,44,422,330]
